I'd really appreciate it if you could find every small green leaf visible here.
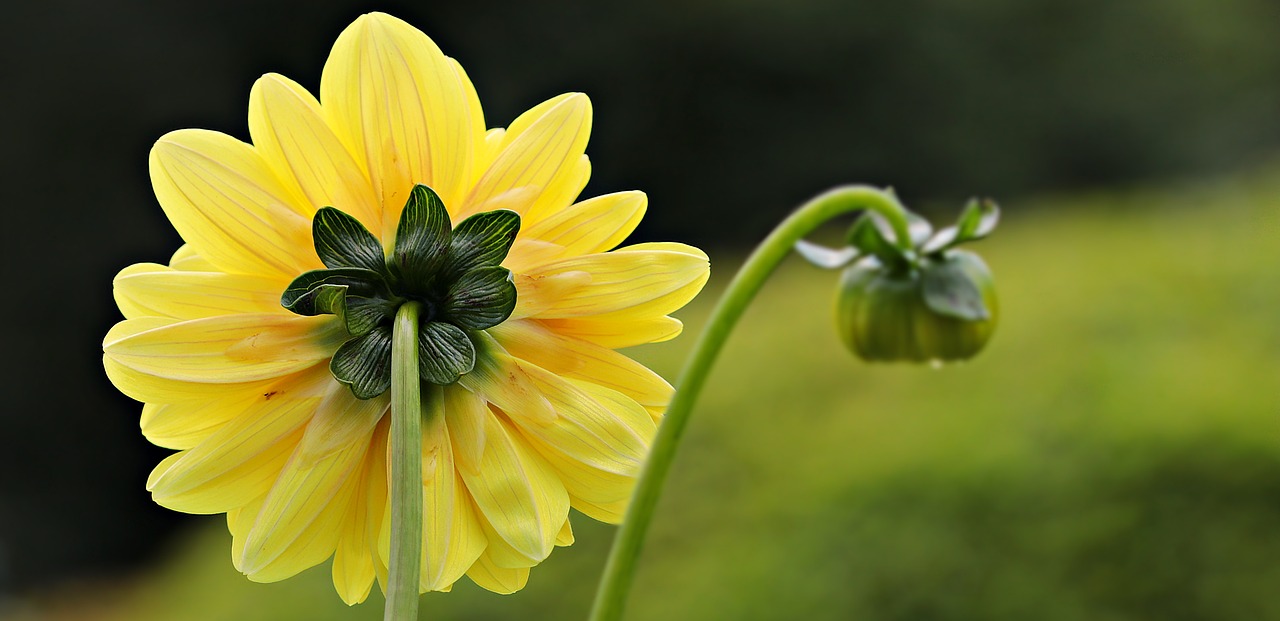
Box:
[446,209,520,274]
[922,199,1000,254]
[921,258,989,321]
[312,207,387,273]
[330,327,393,399]
[417,321,476,385]
[443,266,517,330]
[392,185,452,287]
[847,216,905,265]
[794,239,858,269]
[281,268,385,315]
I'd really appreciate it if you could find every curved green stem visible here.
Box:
[386,302,423,621]
[587,186,903,621]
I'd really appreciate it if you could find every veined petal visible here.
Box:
[321,12,481,236]
[150,129,317,277]
[460,410,567,565]
[239,429,371,581]
[147,368,329,513]
[507,363,654,475]
[169,245,219,271]
[539,315,684,349]
[248,73,381,231]
[459,93,592,220]
[490,319,674,410]
[520,190,647,261]
[141,388,264,450]
[516,244,709,319]
[442,385,487,475]
[466,551,530,594]
[419,387,486,591]
[114,264,289,320]
[105,314,344,383]
[295,382,389,466]
[457,332,556,425]
[105,356,278,403]
[332,419,388,605]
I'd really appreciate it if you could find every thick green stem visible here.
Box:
[386,302,423,621]
[587,186,903,621]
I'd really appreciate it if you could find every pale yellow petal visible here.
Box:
[141,389,263,450]
[105,356,279,403]
[169,244,219,271]
[320,12,481,237]
[519,190,646,261]
[239,428,370,581]
[442,385,487,475]
[458,93,591,220]
[515,244,709,319]
[461,410,567,565]
[419,387,486,591]
[248,73,381,231]
[147,369,328,513]
[506,363,654,475]
[105,314,344,383]
[114,264,289,320]
[295,382,389,466]
[508,270,592,321]
[490,319,673,410]
[539,315,683,349]
[466,551,530,594]
[555,519,574,546]
[456,332,556,425]
[150,129,317,277]
[334,419,388,604]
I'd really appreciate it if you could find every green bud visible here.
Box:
[836,251,997,363]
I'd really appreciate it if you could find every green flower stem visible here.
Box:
[587,186,902,621]
[386,302,424,621]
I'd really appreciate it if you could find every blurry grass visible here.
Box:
[16,169,1280,620]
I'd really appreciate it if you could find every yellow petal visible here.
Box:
[150,129,317,277]
[333,419,388,604]
[248,73,381,232]
[114,264,289,320]
[147,369,328,513]
[419,387,486,591]
[442,385,487,475]
[466,551,530,594]
[461,410,568,565]
[105,356,279,403]
[295,382,389,466]
[519,190,647,261]
[169,244,219,271]
[508,270,592,321]
[507,364,654,475]
[555,519,574,547]
[457,332,556,425]
[321,12,481,237]
[239,430,370,581]
[459,93,592,220]
[141,389,263,450]
[516,244,709,319]
[105,314,343,383]
[539,315,683,349]
[490,319,674,410]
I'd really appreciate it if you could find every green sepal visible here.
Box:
[922,198,1000,254]
[392,185,452,288]
[330,326,393,399]
[847,215,906,266]
[444,266,517,330]
[417,321,476,385]
[312,207,387,273]
[445,209,521,275]
[921,256,990,321]
[794,239,858,269]
[281,268,386,315]
[344,296,400,337]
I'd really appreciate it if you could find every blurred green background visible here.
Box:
[3,0,1279,619]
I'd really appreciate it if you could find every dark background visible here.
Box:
[3,0,1280,596]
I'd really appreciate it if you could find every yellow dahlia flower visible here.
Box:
[102,12,708,604]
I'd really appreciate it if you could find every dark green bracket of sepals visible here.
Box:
[281,184,522,400]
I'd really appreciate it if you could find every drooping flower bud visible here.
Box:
[796,195,1000,364]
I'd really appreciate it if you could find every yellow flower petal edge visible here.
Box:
[103,11,708,604]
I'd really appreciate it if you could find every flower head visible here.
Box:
[103,12,708,603]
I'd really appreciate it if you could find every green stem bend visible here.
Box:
[587,186,903,621]
[386,302,424,621]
